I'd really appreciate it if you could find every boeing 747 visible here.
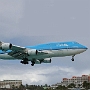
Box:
[0,41,87,66]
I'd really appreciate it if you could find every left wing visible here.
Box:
[0,41,53,66]
[0,41,50,59]
[0,41,26,51]
[0,41,27,59]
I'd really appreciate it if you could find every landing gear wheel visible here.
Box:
[31,61,35,66]
[31,63,34,66]
[26,61,29,64]
[20,60,29,64]
[20,61,23,63]
[20,58,29,64]
[71,58,74,61]
[71,55,75,61]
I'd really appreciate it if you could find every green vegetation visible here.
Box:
[1,81,90,90]
[83,81,90,90]
[67,83,76,88]
[56,85,67,90]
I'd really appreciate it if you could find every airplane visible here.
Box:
[0,41,88,66]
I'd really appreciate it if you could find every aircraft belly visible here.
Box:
[26,49,86,60]
[27,53,51,60]
[0,49,86,61]
[60,49,84,56]
[27,50,65,60]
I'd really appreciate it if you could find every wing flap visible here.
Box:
[11,45,26,51]
[0,41,53,59]
[8,44,28,59]
[8,50,26,59]
[37,50,53,55]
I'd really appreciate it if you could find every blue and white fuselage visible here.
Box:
[0,41,87,66]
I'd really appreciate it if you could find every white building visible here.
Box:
[0,80,22,88]
[62,75,90,87]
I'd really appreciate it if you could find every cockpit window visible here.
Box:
[72,42,79,44]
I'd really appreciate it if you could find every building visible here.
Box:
[50,75,90,89]
[0,80,22,89]
[51,84,58,89]
[62,75,90,87]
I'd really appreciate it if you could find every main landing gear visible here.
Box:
[71,55,75,61]
[20,58,29,64]
[20,58,35,66]
[31,61,35,66]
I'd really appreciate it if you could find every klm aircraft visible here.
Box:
[0,41,87,66]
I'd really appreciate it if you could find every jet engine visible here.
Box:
[27,49,38,55]
[0,43,12,50]
[43,58,51,63]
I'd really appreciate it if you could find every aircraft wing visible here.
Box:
[8,50,26,59]
[8,45,28,59]
[0,41,29,59]
[0,41,51,59]
[11,45,26,51]
[0,41,26,51]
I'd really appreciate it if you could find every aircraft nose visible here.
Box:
[80,44,88,52]
[82,45,88,50]
[85,46,88,50]
[76,44,87,54]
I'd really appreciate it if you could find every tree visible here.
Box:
[56,85,67,90]
[83,81,90,90]
[45,84,48,87]
[67,83,76,88]
[18,84,26,90]
[25,84,29,89]
[83,81,88,89]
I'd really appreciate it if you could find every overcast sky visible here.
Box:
[0,0,90,85]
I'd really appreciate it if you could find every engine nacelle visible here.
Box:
[27,49,38,55]
[1,43,12,51]
[43,58,51,63]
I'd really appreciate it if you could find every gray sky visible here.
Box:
[0,0,90,85]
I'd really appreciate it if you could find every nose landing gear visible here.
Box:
[71,55,75,61]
